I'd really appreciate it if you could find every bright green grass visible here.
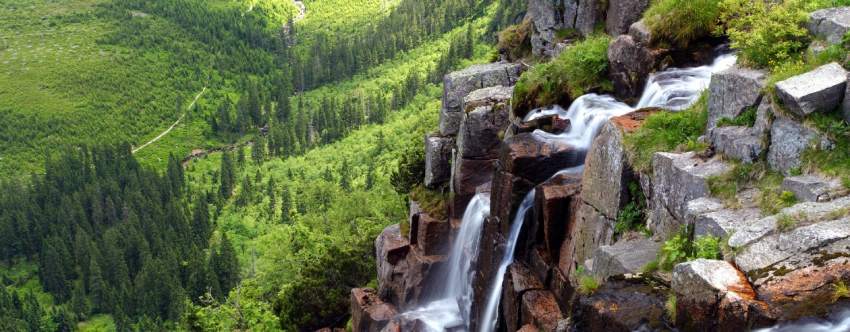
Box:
[78,315,116,332]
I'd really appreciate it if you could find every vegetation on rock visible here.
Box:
[643,0,721,47]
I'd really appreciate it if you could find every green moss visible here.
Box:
[512,34,612,111]
[623,93,709,173]
[643,0,721,47]
[498,19,532,61]
[716,106,757,127]
[410,185,449,221]
[642,259,660,274]
[776,213,798,232]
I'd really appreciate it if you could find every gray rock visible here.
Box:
[628,20,652,45]
[462,85,513,113]
[606,0,650,35]
[782,175,848,202]
[684,197,725,226]
[753,97,773,135]
[575,0,606,36]
[843,76,850,124]
[591,237,661,280]
[707,65,767,130]
[728,196,850,249]
[440,62,524,135]
[457,105,510,160]
[672,259,748,301]
[375,224,410,304]
[649,152,732,237]
[774,62,847,117]
[528,0,564,57]
[581,121,630,220]
[692,207,762,238]
[423,135,453,188]
[709,126,765,163]
[608,35,656,101]
[767,116,832,175]
[734,216,850,273]
[809,7,850,45]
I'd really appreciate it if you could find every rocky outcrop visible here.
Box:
[782,175,848,202]
[605,0,650,35]
[502,262,546,332]
[573,279,667,332]
[608,35,657,102]
[774,62,847,117]
[590,236,660,281]
[376,224,411,305]
[424,135,453,188]
[649,152,731,237]
[410,210,451,256]
[440,63,523,136]
[707,65,766,131]
[672,259,769,331]
[527,0,567,58]
[767,116,832,175]
[351,288,398,332]
[575,0,606,36]
[809,7,850,45]
[628,20,652,45]
[710,126,765,164]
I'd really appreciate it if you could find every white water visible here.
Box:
[398,193,491,331]
[755,309,850,332]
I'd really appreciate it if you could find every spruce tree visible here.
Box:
[219,152,235,199]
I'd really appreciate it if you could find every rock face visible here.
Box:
[606,0,650,35]
[351,288,398,332]
[649,152,731,237]
[809,7,850,45]
[591,237,661,281]
[628,20,651,44]
[782,175,848,202]
[767,116,832,175]
[573,279,667,332]
[457,106,511,160]
[707,65,766,130]
[575,0,606,36]
[376,224,411,305]
[440,63,523,136]
[710,126,765,164]
[672,259,767,332]
[527,0,566,58]
[774,62,847,117]
[608,35,657,102]
[424,135,453,188]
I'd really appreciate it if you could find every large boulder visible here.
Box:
[710,126,765,164]
[809,7,850,45]
[572,279,667,332]
[440,63,524,135]
[351,288,398,332]
[375,224,410,304]
[628,20,652,45]
[606,0,650,35]
[782,174,848,202]
[774,62,847,117]
[457,105,511,160]
[499,132,586,184]
[707,65,767,130]
[409,210,451,256]
[672,259,769,332]
[528,0,566,57]
[649,152,732,237]
[423,134,453,189]
[767,116,832,175]
[608,35,657,102]
[591,236,661,281]
[560,202,615,282]
[580,120,632,222]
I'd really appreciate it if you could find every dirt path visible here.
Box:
[132,87,207,154]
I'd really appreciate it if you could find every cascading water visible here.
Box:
[754,309,850,332]
[477,53,737,332]
[398,193,491,331]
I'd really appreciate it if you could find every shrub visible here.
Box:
[614,181,647,236]
[643,0,721,47]
[718,0,812,68]
[512,34,612,111]
[658,227,721,271]
[623,93,709,173]
[498,19,532,61]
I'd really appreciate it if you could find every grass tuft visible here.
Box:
[834,281,850,303]
[643,0,721,47]
[576,266,600,295]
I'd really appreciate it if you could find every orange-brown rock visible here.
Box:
[351,288,398,332]
[573,279,667,332]
[532,172,582,263]
[521,290,564,331]
[755,257,850,321]
[410,210,451,256]
[502,262,546,332]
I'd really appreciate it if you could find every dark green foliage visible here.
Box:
[220,151,236,199]
[210,235,240,300]
[659,226,721,271]
[390,148,425,195]
[614,181,647,236]
[497,20,532,61]
[716,106,757,127]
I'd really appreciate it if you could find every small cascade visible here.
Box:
[636,53,737,110]
[399,193,491,331]
[754,309,850,332]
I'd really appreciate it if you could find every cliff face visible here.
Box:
[351,3,850,332]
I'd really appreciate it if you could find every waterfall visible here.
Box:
[476,53,737,332]
[754,309,850,332]
[398,193,491,331]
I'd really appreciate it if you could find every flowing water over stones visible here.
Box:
[754,308,850,332]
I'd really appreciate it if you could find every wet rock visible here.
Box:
[710,126,765,164]
[533,173,582,261]
[376,224,410,304]
[754,256,850,320]
[809,7,850,45]
[521,290,564,331]
[782,174,849,202]
[457,105,510,160]
[424,134,453,188]
[767,116,832,175]
[606,0,650,35]
[774,62,847,117]
[491,170,535,233]
[503,262,546,332]
[575,0,606,36]
[707,65,767,130]
[649,152,732,237]
[351,288,398,332]
[591,237,661,281]
[500,133,586,185]
[452,158,497,217]
[440,63,524,136]
[401,249,447,309]
[628,20,652,45]
[548,268,576,314]
[561,202,615,280]
[608,35,657,102]
[410,211,451,256]
[672,259,767,332]
[573,279,667,332]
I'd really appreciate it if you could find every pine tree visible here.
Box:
[191,200,211,247]
[252,137,266,164]
[219,152,235,199]
[210,235,240,297]
[167,154,184,194]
